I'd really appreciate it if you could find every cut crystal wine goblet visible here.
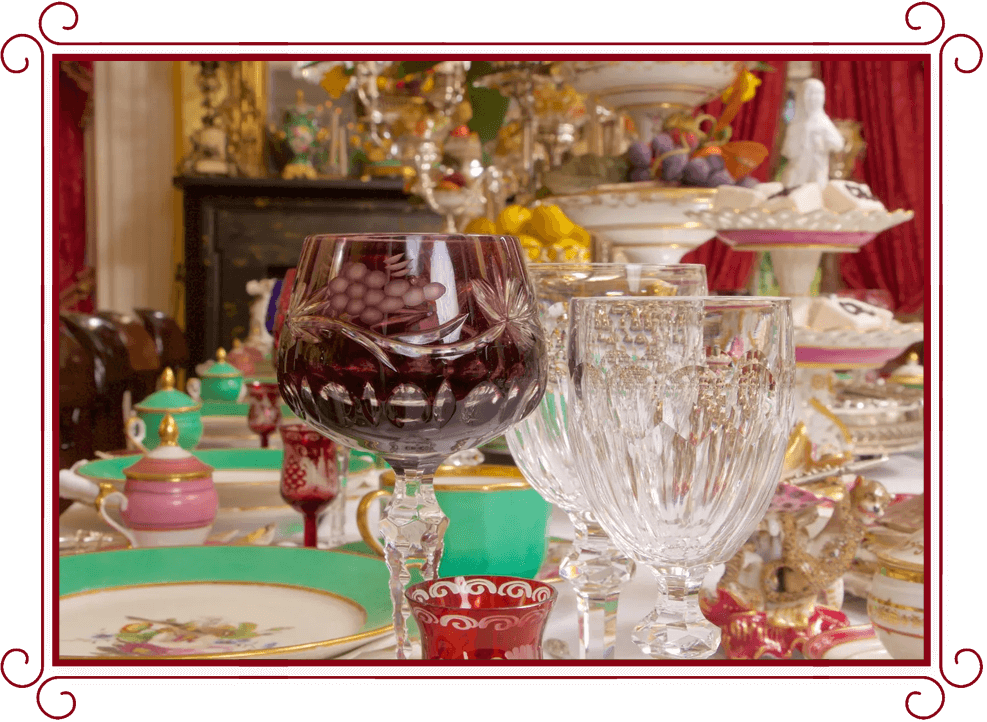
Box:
[565,296,795,659]
[246,381,282,448]
[506,263,707,659]
[276,233,547,659]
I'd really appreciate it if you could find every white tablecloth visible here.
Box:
[61,448,924,660]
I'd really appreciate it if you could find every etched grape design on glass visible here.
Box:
[276,233,547,659]
[506,263,707,660]
[565,297,795,659]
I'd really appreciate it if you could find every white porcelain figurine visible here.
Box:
[781,78,846,189]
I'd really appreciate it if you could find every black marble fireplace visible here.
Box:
[174,176,442,364]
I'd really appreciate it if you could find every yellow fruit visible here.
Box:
[463,217,498,235]
[554,238,591,263]
[518,234,544,263]
[570,225,591,246]
[496,205,533,235]
[528,204,577,240]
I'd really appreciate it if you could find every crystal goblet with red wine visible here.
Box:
[277,233,547,658]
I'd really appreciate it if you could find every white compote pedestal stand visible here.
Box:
[689,208,921,466]
[545,61,746,264]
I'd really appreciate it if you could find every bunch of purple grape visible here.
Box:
[323,259,447,329]
[625,132,759,189]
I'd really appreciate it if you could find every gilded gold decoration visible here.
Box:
[830,119,866,181]
[158,414,180,447]
[876,563,925,584]
[178,61,267,179]
[320,65,352,99]
[782,421,853,478]
[867,601,924,629]
[756,477,890,606]
[867,595,924,615]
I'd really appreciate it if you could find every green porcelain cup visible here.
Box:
[358,464,552,579]
[126,409,203,452]
[127,368,203,451]
[188,348,245,403]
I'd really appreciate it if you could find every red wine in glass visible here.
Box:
[246,381,282,448]
[276,233,547,658]
[278,423,346,548]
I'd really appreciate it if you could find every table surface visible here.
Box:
[59,447,924,661]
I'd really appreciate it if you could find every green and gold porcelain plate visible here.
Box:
[59,546,392,660]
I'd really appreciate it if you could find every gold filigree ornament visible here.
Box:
[713,475,890,656]
[781,419,854,481]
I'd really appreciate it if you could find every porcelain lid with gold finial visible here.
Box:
[226,338,256,374]
[133,367,202,414]
[122,414,214,481]
[202,347,243,379]
[888,351,923,389]
[874,529,924,583]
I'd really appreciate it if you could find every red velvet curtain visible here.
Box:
[819,60,927,314]
[681,62,789,291]
[58,60,95,313]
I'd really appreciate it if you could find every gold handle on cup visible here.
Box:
[356,489,390,557]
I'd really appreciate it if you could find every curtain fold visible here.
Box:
[819,60,927,314]
[58,60,95,312]
[681,62,789,291]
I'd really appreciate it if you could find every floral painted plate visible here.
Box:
[59,546,392,660]
[803,625,891,660]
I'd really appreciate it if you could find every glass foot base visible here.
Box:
[632,612,721,660]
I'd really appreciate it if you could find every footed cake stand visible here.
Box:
[696,218,920,467]
[547,182,719,265]
[546,61,743,264]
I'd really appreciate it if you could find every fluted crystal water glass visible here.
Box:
[506,263,707,659]
[277,233,547,659]
[565,296,795,659]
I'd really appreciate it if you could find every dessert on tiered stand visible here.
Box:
[543,61,755,264]
[690,79,920,466]
[693,80,920,659]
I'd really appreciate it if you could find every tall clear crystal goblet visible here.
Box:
[506,263,707,659]
[277,233,547,659]
[565,296,795,659]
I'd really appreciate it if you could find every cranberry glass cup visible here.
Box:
[277,233,547,658]
[278,423,348,548]
[406,576,558,660]
[246,381,282,448]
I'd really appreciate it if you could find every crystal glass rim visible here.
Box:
[528,262,707,274]
[404,576,559,612]
[569,295,792,308]
[301,233,522,244]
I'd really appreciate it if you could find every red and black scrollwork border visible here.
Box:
[0,2,987,719]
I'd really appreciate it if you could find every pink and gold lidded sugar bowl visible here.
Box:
[61,414,219,548]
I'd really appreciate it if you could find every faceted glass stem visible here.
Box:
[559,514,635,660]
[378,462,449,660]
[633,565,720,660]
